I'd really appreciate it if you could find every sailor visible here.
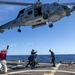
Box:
[25,49,37,69]
[0,45,9,73]
[49,49,56,67]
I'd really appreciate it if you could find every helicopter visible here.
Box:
[0,0,75,33]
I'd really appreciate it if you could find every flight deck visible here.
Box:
[0,61,75,75]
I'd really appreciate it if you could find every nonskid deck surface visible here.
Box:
[0,61,75,75]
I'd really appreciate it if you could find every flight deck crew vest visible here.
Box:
[0,50,6,60]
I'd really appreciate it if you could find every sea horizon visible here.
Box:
[7,54,75,56]
[6,54,75,63]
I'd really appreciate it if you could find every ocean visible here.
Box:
[6,54,75,63]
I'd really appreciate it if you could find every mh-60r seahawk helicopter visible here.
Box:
[0,0,75,33]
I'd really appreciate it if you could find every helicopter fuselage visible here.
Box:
[0,2,74,33]
[16,2,71,27]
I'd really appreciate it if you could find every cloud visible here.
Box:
[2,43,17,48]
[26,42,34,45]
[9,43,17,47]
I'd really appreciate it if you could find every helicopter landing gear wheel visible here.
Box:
[49,23,53,28]
[43,14,48,19]
[17,28,21,32]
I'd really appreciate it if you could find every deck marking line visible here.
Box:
[1,70,75,75]
[1,69,75,75]
[0,70,52,75]
[57,70,75,74]
[44,63,61,75]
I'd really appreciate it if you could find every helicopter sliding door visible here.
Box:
[34,3,42,17]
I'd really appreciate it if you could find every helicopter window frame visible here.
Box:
[28,10,33,15]
[16,9,25,19]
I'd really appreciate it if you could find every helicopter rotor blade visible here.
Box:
[62,3,75,5]
[0,1,33,6]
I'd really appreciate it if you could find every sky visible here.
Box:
[0,0,75,55]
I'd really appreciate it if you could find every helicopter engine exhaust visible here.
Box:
[32,22,46,29]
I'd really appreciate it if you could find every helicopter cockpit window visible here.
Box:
[28,10,33,15]
[16,9,25,18]
[63,5,68,10]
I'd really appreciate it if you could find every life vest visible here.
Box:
[0,50,6,60]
